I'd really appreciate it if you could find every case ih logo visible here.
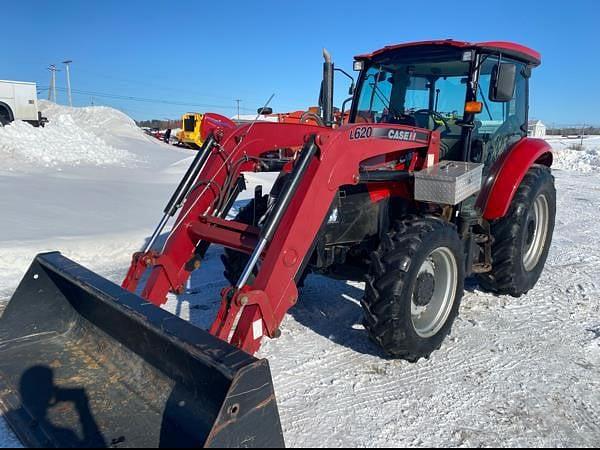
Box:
[386,129,417,141]
[350,126,423,142]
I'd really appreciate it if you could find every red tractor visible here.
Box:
[0,40,555,448]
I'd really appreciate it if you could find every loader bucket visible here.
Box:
[0,252,284,448]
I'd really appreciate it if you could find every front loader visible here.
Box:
[0,40,555,447]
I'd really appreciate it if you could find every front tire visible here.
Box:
[362,217,465,362]
[478,165,556,297]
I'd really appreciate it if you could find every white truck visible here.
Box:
[0,80,46,127]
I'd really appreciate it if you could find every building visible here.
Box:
[528,120,547,137]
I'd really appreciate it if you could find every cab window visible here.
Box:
[473,57,528,167]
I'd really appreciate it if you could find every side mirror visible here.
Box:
[489,62,517,102]
[257,107,273,115]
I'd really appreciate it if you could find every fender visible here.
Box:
[480,138,553,221]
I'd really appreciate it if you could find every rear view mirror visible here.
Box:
[489,62,516,102]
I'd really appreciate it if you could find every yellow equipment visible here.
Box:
[177,112,204,149]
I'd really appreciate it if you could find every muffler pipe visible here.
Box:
[321,48,334,127]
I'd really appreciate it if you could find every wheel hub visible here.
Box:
[414,272,436,306]
[523,193,550,272]
[411,248,458,339]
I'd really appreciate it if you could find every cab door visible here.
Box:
[471,58,529,169]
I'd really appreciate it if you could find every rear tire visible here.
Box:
[362,216,465,362]
[478,165,556,297]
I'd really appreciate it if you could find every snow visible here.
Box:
[0,106,599,447]
[0,101,183,171]
[548,135,600,172]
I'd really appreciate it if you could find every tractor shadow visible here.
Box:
[132,220,490,359]
[287,275,388,357]
[174,265,387,358]
[176,264,387,357]
[172,260,386,358]
[464,276,487,294]
[135,197,387,357]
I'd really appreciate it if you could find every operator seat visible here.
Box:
[439,128,463,161]
[413,110,432,130]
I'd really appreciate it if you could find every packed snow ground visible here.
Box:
[0,106,599,447]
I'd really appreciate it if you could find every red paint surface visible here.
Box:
[123,121,435,355]
[356,40,541,66]
[482,138,553,220]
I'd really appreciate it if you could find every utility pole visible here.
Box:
[235,99,241,120]
[48,65,59,102]
[63,60,73,107]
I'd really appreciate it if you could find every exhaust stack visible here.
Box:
[321,48,334,127]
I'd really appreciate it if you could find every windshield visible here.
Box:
[353,58,471,130]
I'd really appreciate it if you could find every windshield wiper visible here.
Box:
[367,78,403,120]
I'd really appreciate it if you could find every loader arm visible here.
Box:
[124,121,438,356]
[122,122,317,304]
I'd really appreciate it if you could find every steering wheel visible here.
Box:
[414,109,451,133]
[379,109,417,126]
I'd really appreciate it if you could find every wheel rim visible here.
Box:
[411,247,458,338]
[523,193,550,272]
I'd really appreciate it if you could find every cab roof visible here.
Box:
[356,40,541,66]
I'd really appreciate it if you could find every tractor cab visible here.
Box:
[344,41,540,168]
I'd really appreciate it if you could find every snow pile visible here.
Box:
[0,102,147,170]
[547,136,600,172]
[40,101,150,145]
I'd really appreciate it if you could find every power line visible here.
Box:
[40,86,256,112]
[74,69,244,102]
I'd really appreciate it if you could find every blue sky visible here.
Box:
[3,0,597,125]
